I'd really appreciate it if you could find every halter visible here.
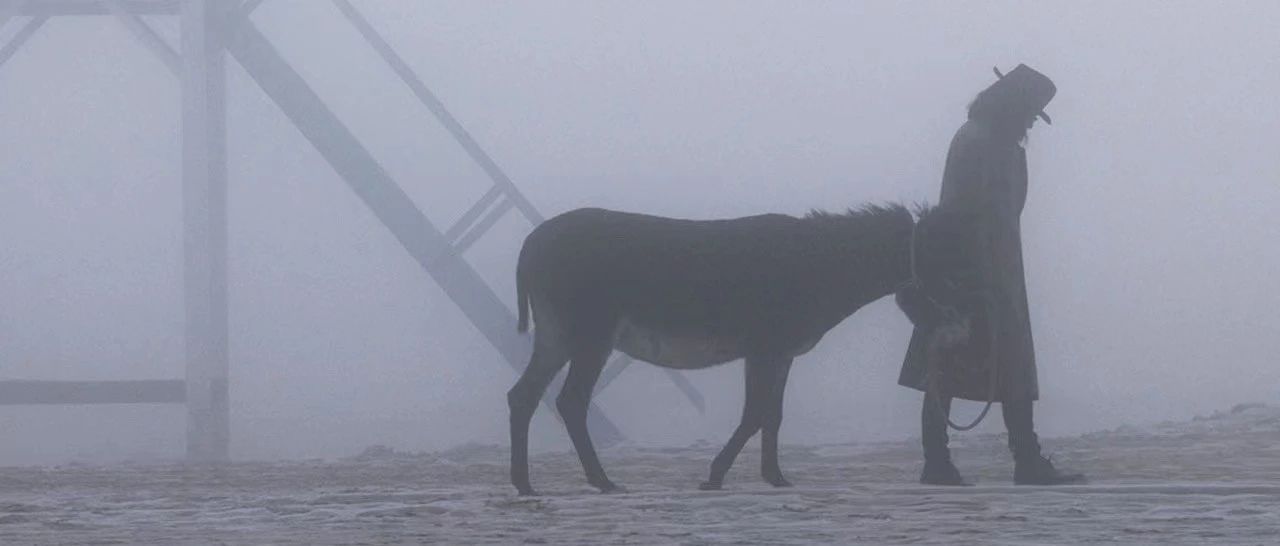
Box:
[905,218,960,322]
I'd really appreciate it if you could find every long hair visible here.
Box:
[967,86,1034,144]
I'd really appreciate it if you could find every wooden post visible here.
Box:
[181,0,229,463]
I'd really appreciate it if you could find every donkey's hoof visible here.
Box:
[590,477,625,494]
[765,476,793,488]
[595,482,626,494]
[516,487,539,497]
[698,481,723,491]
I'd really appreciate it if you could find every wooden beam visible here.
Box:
[330,0,544,225]
[660,368,706,414]
[0,1,31,32]
[445,185,504,243]
[594,354,633,397]
[0,380,186,405]
[2,0,179,16]
[105,0,180,76]
[237,0,265,16]
[220,13,626,446]
[594,354,706,414]
[452,197,513,255]
[0,14,45,69]
[181,0,229,463]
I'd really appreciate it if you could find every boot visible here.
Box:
[1014,454,1087,485]
[920,394,970,485]
[1003,400,1086,485]
[920,457,971,486]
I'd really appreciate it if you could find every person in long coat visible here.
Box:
[897,64,1086,486]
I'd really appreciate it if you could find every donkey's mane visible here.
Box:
[801,202,920,233]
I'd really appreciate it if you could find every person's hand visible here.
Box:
[932,316,972,350]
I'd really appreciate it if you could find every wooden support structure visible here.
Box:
[0,0,232,462]
[325,0,704,414]
[180,0,230,463]
[221,11,626,444]
[0,0,707,460]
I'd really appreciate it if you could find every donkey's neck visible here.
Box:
[813,221,915,319]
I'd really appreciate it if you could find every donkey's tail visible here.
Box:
[516,253,531,333]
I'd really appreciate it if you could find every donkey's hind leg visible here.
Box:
[508,338,570,496]
[700,357,772,490]
[557,340,620,493]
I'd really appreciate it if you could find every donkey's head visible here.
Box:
[913,207,987,290]
[799,203,986,311]
[897,207,989,328]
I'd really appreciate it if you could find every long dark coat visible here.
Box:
[898,120,1039,402]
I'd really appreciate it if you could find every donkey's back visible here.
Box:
[517,208,813,356]
[520,207,800,287]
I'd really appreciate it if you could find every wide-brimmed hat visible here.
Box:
[990,64,1056,124]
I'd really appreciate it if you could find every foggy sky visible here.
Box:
[1,1,1278,465]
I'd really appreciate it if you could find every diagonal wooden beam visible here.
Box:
[0,14,44,69]
[662,368,706,414]
[595,354,707,414]
[220,13,625,445]
[446,184,504,243]
[237,0,266,17]
[103,0,179,76]
[1,0,30,31]
[452,197,514,255]
[595,355,634,397]
[329,0,544,225]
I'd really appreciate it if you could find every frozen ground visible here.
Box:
[2,404,1280,545]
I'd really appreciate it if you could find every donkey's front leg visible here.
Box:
[700,357,772,490]
[760,358,794,487]
[557,343,621,493]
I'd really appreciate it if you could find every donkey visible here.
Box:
[507,203,977,495]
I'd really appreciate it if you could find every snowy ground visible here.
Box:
[2,404,1279,545]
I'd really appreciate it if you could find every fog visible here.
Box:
[1,1,1277,466]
